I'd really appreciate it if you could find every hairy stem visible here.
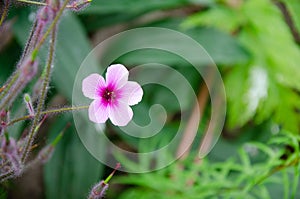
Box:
[21,25,57,164]
[20,19,38,63]
[18,0,70,165]
[0,78,26,111]
[0,0,10,27]
[16,0,90,8]
[17,0,46,6]
[8,105,89,126]
[0,19,37,105]
[31,0,71,60]
[0,71,20,102]
[0,170,14,182]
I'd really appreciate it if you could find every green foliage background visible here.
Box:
[1,0,300,198]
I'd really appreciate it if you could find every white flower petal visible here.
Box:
[119,81,143,106]
[106,64,129,89]
[82,74,105,99]
[108,102,133,126]
[89,99,109,123]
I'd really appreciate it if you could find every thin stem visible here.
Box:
[0,0,10,27]
[20,19,38,63]
[20,0,71,164]
[31,0,71,60]
[0,71,20,102]
[0,76,25,111]
[0,170,14,182]
[254,157,300,186]
[31,22,44,52]
[0,19,37,105]
[17,0,47,6]
[16,0,91,8]
[21,25,57,164]
[7,105,89,126]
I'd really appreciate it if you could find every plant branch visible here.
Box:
[0,71,20,102]
[0,170,14,182]
[0,0,10,27]
[20,19,38,63]
[16,0,84,8]
[20,24,57,164]
[31,0,71,60]
[17,0,47,6]
[274,1,300,44]
[7,105,89,126]
[253,156,300,186]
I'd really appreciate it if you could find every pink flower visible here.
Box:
[82,64,143,126]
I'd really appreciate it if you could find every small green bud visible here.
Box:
[24,93,31,103]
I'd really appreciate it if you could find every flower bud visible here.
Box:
[89,181,109,199]
[88,163,121,199]
[24,93,35,116]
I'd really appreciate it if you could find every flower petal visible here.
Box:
[89,99,109,123]
[108,102,133,126]
[119,81,143,105]
[82,74,105,99]
[106,64,129,89]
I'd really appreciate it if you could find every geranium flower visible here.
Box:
[82,64,143,126]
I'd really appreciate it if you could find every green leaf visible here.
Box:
[82,0,191,15]
[116,19,250,66]
[44,115,103,199]
[182,4,243,32]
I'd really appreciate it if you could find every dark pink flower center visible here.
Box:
[101,87,116,104]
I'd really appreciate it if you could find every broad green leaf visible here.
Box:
[182,4,243,32]
[44,115,103,199]
[117,19,250,66]
[82,0,191,15]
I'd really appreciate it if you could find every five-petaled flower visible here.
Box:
[82,64,143,126]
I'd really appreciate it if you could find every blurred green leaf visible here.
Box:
[117,19,250,66]
[0,40,21,84]
[82,0,191,15]
[44,115,103,199]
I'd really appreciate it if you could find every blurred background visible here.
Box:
[1,0,300,198]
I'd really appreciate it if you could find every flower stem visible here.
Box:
[20,19,38,63]
[17,0,47,6]
[0,20,38,109]
[0,19,38,106]
[0,170,14,182]
[20,0,70,165]
[31,0,71,60]
[16,0,91,8]
[0,78,26,111]
[21,25,57,164]
[0,0,10,27]
[0,71,20,102]
[8,105,89,126]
